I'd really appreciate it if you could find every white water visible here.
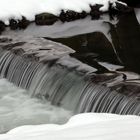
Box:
[0,78,72,133]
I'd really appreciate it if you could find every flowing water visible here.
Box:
[0,9,140,133]
[0,78,72,133]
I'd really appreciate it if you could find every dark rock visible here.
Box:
[65,10,80,21]
[109,1,133,15]
[0,21,5,33]
[59,10,66,22]
[18,17,30,29]
[90,4,103,20]
[35,13,58,25]
[79,11,87,19]
[9,17,29,30]
[9,19,18,30]
[59,10,87,22]
[59,10,79,22]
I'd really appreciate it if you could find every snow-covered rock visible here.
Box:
[0,0,128,25]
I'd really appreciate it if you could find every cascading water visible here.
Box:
[0,37,140,116]
[0,78,72,133]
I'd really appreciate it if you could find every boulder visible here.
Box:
[35,13,58,25]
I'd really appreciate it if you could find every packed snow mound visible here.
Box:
[0,113,140,140]
[0,0,124,25]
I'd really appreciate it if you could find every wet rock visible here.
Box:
[91,73,122,84]
[111,82,140,98]
[35,13,58,25]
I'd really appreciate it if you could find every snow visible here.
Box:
[0,113,140,140]
[0,0,119,25]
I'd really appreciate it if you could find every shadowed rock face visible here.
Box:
[47,10,140,74]
[109,11,140,73]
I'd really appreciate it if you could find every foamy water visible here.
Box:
[0,78,72,133]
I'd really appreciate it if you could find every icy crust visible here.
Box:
[0,113,140,140]
[0,0,123,25]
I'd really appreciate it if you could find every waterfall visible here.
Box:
[0,37,140,115]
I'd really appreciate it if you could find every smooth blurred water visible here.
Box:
[0,78,72,133]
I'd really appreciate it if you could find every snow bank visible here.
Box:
[0,113,140,140]
[0,0,120,25]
